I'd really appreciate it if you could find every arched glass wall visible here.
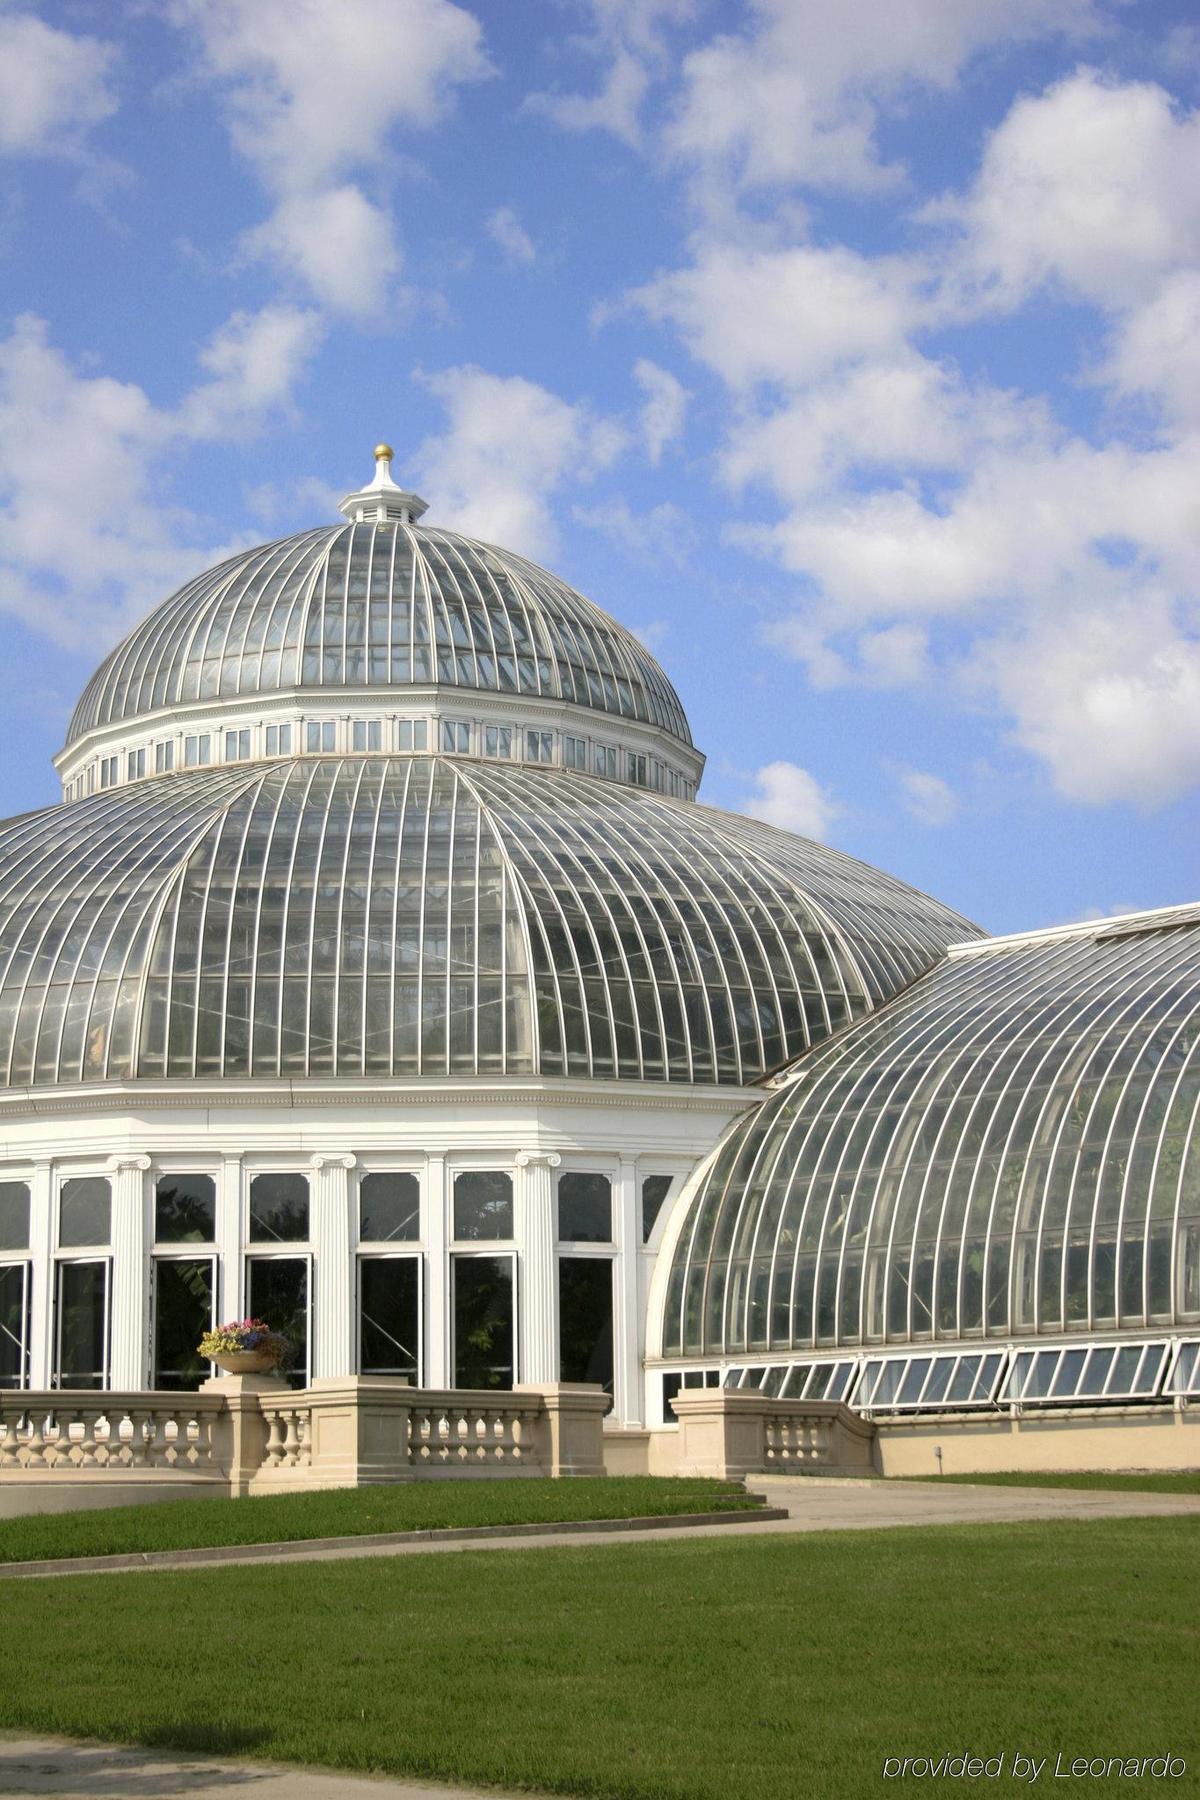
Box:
[68,524,692,746]
[0,759,973,1088]
[663,911,1200,1356]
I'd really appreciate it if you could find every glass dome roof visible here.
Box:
[661,906,1200,1357]
[0,758,974,1089]
[67,521,691,748]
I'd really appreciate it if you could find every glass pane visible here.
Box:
[559,1172,612,1243]
[559,1256,614,1398]
[359,1257,419,1378]
[1050,1347,1087,1397]
[56,1261,108,1389]
[898,1357,931,1404]
[1108,1345,1143,1393]
[453,1171,513,1241]
[155,1173,216,1243]
[0,1181,30,1251]
[922,1358,954,1404]
[641,1174,673,1242]
[1081,1346,1115,1396]
[153,1258,214,1389]
[59,1177,111,1248]
[360,1172,420,1243]
[948,1353,984,1402]
[0,1263,28,1388]
[452,1254,513,1388]
[249,1173,309,1243]
[246,1256,309,1387]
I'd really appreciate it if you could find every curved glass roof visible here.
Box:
[67,524,692,747]
[0,760,973,1089]
[663,909,1200,1356]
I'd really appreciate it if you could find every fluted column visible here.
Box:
[311,1154,356,1380]
[613,1156,642,1426]
[425,1154,449,1388]
[516,1150,561,1385]
[108,1154,151,1389]
[27,1160,53,1389]
[216,1153,243,1326]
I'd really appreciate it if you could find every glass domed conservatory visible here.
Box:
[0,445,1193,1475]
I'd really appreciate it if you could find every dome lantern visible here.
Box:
[339,441,428,524]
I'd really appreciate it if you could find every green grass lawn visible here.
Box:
[0,1518,1195,1799]
[906,1471,1200,1495]
[0,1476,754,1565]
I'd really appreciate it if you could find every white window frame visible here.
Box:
[450,1249,518,1389]
[0,1258,31,1390]
[357,1252,423,1383]
[150,1251,218,1389]
[52,1256,112,1390]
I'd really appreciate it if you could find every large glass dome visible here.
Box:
[0,759,974,1088]
[68,519,690,747]
[661,906,1200,1357]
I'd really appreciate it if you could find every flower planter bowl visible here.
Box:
[213,1349,279,1375]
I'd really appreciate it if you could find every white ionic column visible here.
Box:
[311,1154,356,1380]
[614,1156,642,1426]
[516,1150,561,1385]
[216,1154,243,1326]
[27,1160,53,1389]
[108,1154,151,1390]
[424,1154,449,1388]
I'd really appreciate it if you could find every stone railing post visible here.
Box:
[109,1155,152,1389]
[302,1376,413,1487]
[202,1372,286,1496]
[513,1382,608,1476]
[516,1150,561,1385]
[311,1154,356,1380]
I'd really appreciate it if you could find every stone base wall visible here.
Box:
[873,1403,1200,1478]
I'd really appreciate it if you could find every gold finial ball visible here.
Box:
[374,442,394,461]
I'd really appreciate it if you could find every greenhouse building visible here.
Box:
[0,446,1196,1493]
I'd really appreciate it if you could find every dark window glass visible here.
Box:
[359,1257,420,1378]
[453,1171,513,1241]
[155,1174,216,1244]
[641,1175,673,1243]
[249,1173,309,1242]
[153,1258,215,1389]
[452,1254,513,1388]
[0,1262,28,1388]
[59,1177,111,1248]
[360,1172,420,1243]
[246,1256,309,1387]
[558,1172,612,1243]
[559,1257,614,1401]
[55,1260,108,1389]
[662,1371,683,1422]
[0,1181,30,1252]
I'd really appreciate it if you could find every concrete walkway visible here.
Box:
[1,1479,1196,1582]
[0,1736,520,1799]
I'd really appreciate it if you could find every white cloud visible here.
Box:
[414,366,627,560]
[936,69,1200,311]
[487,205,536,267]
[0,11,118,158]
[242,187,400,317]
[899,769,959,827]
[169,0,490,313]
[1103,270,1200,426]
[525,1,697,149]
[740,760,838,841]
[630,242,918,390]
[633,358,688,463]
[665,0,1099,203]
[0,310,322,651]
[181,305,325,438]
[573,496,695,567]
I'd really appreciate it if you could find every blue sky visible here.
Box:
[0,0,1197,934]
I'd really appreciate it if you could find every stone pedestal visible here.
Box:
[302,1375,414,1487]
[514,1381,608,1476]
[201,1371,289,1496]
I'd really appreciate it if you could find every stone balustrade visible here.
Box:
[0,1379,611,1515]
[0,1392,225,1474]
[668,1390,877,1479]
